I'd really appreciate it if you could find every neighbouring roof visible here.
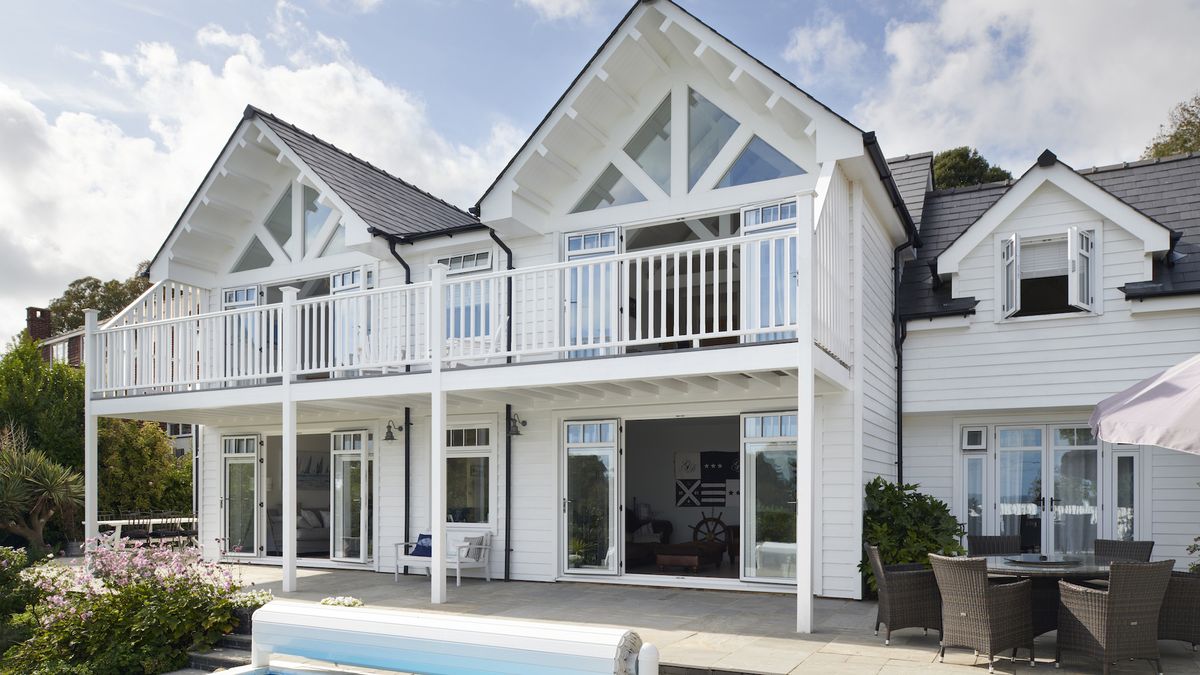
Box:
[899,151,1200,320]
[249,106,484,241]
[886,153,933,231]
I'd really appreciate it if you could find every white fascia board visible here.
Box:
[905,314,971,332]
[938,163,1172,276]
[149,120,257,283]
[1127,293,1200,315]
[251,119,374,249]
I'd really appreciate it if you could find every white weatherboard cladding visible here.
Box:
[817,391,857,598]
[902,410,1200,567]
[906,182,1200,412]
[860,202,898,482]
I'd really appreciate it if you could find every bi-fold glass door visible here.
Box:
[222,435,260,557]
[562,420,620,575]
[330,430,371,562]
[741,412,798,583]
[995,425,1100,555]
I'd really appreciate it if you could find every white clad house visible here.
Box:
[77,0,1200,637]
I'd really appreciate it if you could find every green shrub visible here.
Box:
[859,477,964,591]
[0,547,35,654]
[2,540,237,674]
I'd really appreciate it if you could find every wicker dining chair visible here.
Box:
[966,535,1021,557]
[928,554,1034,672]
[1159,570,1200,652]
[1056,559,1174,675]
[865,545,941,645]
[1093,538,1154,562]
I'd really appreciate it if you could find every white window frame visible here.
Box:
[221,434,261,558]
[1107,446,1142,542]
[961,425,988,451]
[996,223,1102,322]
[437,250,494,276]
[222,285,260,310]
[444,421,497,529]
[741,199,798,234]
[962,453,989,540]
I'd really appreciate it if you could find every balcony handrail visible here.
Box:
[292,279,433,307]
[101,279,210,329]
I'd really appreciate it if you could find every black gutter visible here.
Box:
[503,404,514,581]
[488,229,515,362]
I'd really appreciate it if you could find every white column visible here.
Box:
[795,191,816,633]
[429,264,448,604]
[83,309,100,547]
[281,287,299,592]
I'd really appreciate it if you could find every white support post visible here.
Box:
[281,287,299,593]
[794,191,816,633]
[429,264,448,604]
[83,310,100,548]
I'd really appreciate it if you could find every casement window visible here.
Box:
[438,251,492,276]
[445,425,495,525]
[1000,227,1096,318]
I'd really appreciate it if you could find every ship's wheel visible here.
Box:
[690,510,729,546]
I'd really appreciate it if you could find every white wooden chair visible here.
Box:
[394,532,492,586]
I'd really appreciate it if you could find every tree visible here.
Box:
[0,339,84,468]
[933,146,1013,190]
[1144,94,1200,159]
[46,262,151,334]
[0,427,84,554]
[97,421,192,515]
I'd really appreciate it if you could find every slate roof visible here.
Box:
[248,106,483,241]
[898,151,1200,320]
[886,153,933,231]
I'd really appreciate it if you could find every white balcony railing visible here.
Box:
[89,228,852,398]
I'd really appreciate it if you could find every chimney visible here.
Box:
[25,307,52,341]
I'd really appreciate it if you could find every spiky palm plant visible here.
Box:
[0,427,84,553]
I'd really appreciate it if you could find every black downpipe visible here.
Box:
[386,238,412,284]
[503,404,513,581]
[893,239,915,484]
[402,406,412,575]
[488,229,515,362]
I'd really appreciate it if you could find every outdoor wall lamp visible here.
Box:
[383,419,403,442]
[507,413,527,437]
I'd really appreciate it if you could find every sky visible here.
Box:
[1,0,1199,343]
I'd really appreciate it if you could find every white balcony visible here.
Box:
[88,227,851,400]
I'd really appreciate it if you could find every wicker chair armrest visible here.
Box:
[1058,579,1109,632]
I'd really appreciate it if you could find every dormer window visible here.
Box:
[1001,227,1095,319]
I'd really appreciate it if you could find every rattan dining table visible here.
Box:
[985,553,1111,636]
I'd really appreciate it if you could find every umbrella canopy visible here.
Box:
[1090,352,1200,455]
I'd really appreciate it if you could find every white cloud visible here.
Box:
[783,11,868,91]
[854,0,1200,171]
[0,17,521,344]
[515,0,593,21]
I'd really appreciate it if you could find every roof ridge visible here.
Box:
[926,179,1014,197]
[1076,150,1200,176]
[886,151,935,162]
[244,105,479,223]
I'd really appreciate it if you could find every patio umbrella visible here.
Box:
[1090,352,1200,455]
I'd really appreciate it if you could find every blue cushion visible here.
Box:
[410,534,433,557]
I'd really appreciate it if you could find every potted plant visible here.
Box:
[859,477,964,594]
[230,589,274,635]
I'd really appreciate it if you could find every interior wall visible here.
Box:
[625,416,741,542]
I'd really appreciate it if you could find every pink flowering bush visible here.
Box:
[3,539,239,674]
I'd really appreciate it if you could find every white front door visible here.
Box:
[740,412,798,583]
[562,420,620,575]
[330,430,370,562]
[563,230,620,357]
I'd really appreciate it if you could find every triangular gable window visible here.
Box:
[231,236,274,272]
[624,95,671,194]
[319,223,348,257]
[717,136,805,189]
[688,88,739,190]
[302,185,332,257]
[264,186,293,254]
[571,164,646,213]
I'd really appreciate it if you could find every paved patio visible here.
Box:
[229,565,1200,674]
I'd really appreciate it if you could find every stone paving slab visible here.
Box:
[225,565,1200,674]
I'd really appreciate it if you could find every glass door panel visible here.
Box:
[996,427,1044,553]
[331,431,368,562]
[563,421,619,575]
[1113,452,1138,541]
[223,455,258,557]
[564,231,619,357]
[1050,427,1099,555]
[740,201,798,343]
[742,413,798,582]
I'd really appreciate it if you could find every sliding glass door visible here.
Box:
[741,412,798,583]
[562,420,619,575]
